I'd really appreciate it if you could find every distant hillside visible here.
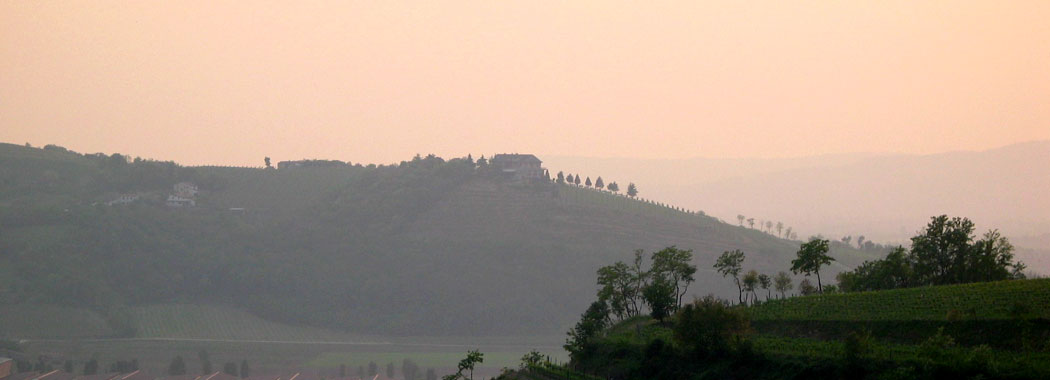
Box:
[0,142,878,337]
[545,141,1050,249]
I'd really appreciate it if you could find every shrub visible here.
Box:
[672,295,751,357]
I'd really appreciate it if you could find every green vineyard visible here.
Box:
[749,278,1050,321]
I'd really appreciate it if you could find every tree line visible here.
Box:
[837,215,1026,292]
[736,214,798,240]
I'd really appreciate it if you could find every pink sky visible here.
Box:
[2,1,1049,166]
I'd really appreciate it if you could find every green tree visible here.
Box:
[564,301,611,361]
[607,181,619,192]
[714,249,746,304]
[444,350,483,380]
[742,270,759,305]
[776,222,784,237]
[650,246,696,310]
[799,278,817,295]
[597,261,638,319]
[595,177,604,190]
[758,273,772,301]
[737,214,745,226]
[556,171,565,184]
[774,271,793,299]
[574,175,581,186]
[747,218,755,229]
[791,238,834,292]
[168,356,186,376]
[642,273,676,322]
[627,182,638,197]
[672,295,751,357]
[519,350,543,370]
[264,157,272,169]
[584,177,592,187]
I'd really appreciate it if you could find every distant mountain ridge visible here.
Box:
[0,142,878,338]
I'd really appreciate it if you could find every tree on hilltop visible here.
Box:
[747,218,755,229]
[737,215,745,226]
[264,157,272,169]
[556,171,565,184]
[627,182,638,198]
[585,177,592,187]
[607,182,619,193]
[595,176,604,190]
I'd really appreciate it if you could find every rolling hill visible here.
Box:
[0,142,878,338]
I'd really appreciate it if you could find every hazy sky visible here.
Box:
[3,1,1049,166]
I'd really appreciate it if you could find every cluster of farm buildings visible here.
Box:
[106,182,200,208]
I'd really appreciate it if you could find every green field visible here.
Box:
[129,304,371,341]
[749,278,1050,321]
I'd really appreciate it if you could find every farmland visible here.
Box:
[748,278,1050,321]
[129,304,369,342]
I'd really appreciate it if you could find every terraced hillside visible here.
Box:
[748,278,1050,350]
[750,278,1050,321]
[556,280,1050,380]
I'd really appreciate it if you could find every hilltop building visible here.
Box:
[491,154,544,181]
[174,182,198,198]
[168,182,198,208]
[166,195,196,208]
